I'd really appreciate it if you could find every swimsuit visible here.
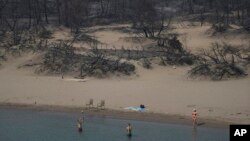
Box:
[192,112,197,120]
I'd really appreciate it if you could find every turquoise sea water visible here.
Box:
[0,108,229,141]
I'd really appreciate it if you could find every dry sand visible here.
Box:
[51,24,156,50]
[51,23,250,52]
[173,22,250,52]
[0,55,249,125]
[0,23,250,126]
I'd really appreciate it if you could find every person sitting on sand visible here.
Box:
[192,109,198,126]
[126,123,132,137]
[140,104,145,109]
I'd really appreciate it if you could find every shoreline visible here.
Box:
[0,103,230,129]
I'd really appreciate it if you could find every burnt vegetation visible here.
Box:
[1,0,248,38]
[0,0,250,79]
[189,43,250,80]
[41,40,135,78]
[157,36,195,66]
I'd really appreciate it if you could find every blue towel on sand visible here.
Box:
[124,106,147,112]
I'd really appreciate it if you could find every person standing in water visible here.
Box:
[77,117,83,132]
[126,123,132,137]
[192,109,198,126]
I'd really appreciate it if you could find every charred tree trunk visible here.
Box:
[56,0,61,24]
[43,0,49,24]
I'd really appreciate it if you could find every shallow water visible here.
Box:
[0,108,229,141]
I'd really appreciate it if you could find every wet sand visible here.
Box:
[0,103,229,129]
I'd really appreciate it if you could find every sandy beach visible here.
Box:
[1,23,250,126]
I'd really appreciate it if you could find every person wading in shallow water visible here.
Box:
[192,109,198,126]
[77,117,83,132]
[126,123,132,137]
